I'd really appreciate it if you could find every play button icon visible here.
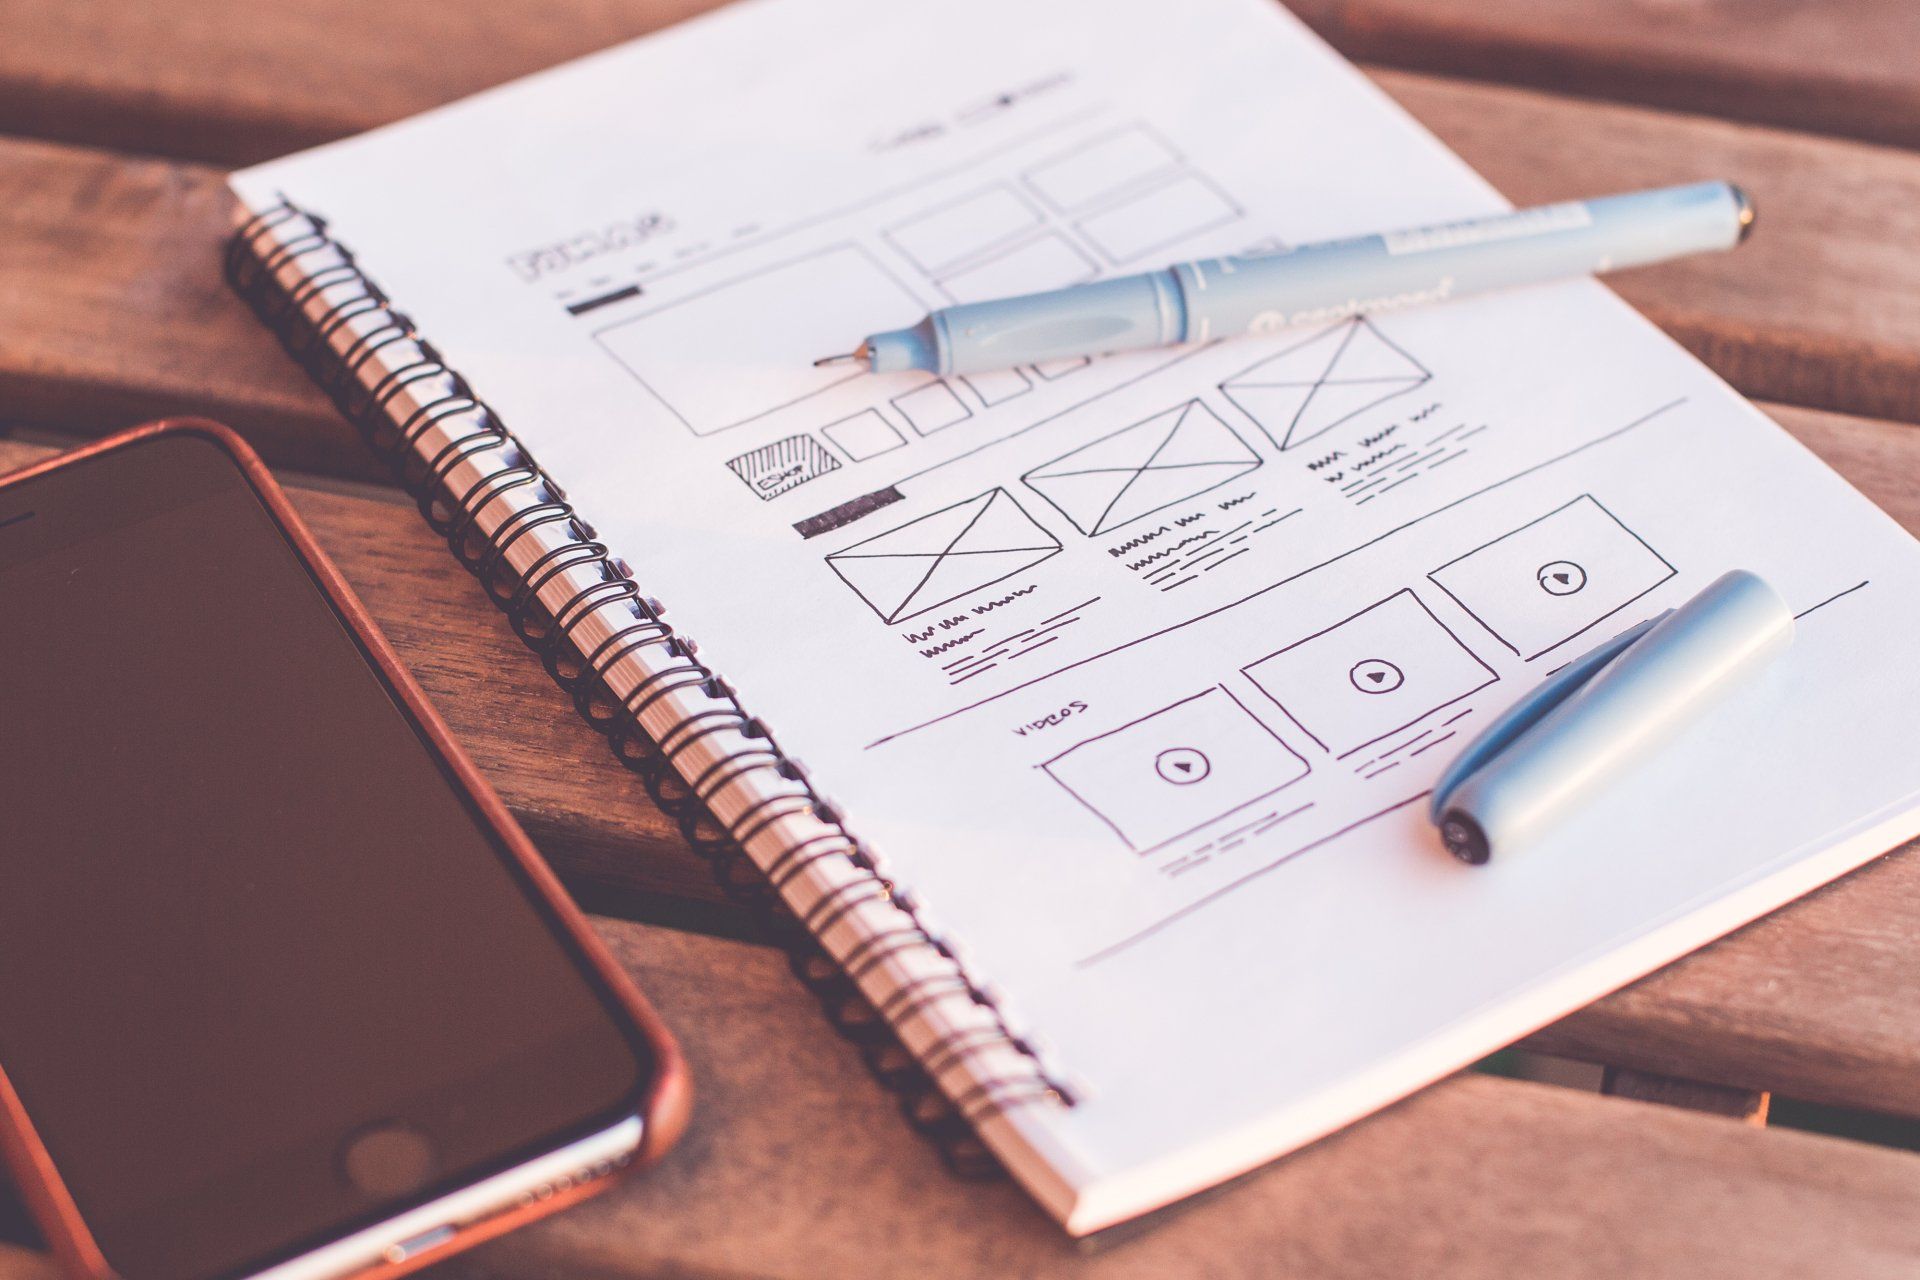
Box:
[1154,747,1211,785]
[1537,560,1587,596]
[1349,658,1404,694]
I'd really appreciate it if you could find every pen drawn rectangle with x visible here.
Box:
[1218,317,1430,451]
[1022,400,1262,538]
[826,488,1062,624]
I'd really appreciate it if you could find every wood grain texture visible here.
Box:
[0,139,367,477]
[452,922,1920,1279]
[5,396,1920,1119]
[3,0,1918,163]
[1376,69,1920,427]
[6,921,1919,1280]
[0,0,728,165]
[1294,0,1920,150]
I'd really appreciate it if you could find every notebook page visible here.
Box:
[234,0,1920,1229]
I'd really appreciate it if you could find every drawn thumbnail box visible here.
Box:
[1023,123,1183,213]
[1076,173,1242,265]
[937,232,1098,305]
[884,184,1042,278]
[823,409,906,462]
[1427,494,1677,660]
[596,243,923,436]
[1043,687,1308,852]
[962,366,1033,407]
[893,381,972,436]
[1242,589,1498,758]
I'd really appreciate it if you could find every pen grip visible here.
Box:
[931,273,1186,373]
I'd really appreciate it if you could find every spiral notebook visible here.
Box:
[226,0,1920,1234]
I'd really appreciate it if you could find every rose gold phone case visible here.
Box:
[0,419,691,1280]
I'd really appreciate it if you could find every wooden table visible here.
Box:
[4,2,1920,1275]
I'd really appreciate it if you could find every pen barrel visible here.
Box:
[1437,570,1793,864]
[897,181,1746,375]
[1176,181,1748,340]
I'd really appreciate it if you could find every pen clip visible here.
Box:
[1428,610,1672,820]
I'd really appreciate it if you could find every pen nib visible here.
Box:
[812,352,861,367]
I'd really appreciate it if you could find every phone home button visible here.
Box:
[341,1123,437,1198]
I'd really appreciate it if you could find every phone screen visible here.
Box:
[0,432,653,1280]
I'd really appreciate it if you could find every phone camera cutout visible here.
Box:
[340,1122,438,1198]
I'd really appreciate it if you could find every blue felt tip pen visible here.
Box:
[815,181,1753,375]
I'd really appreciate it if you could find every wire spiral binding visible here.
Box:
[226,198,1072,1176]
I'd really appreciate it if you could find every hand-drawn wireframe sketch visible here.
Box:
[725,433,842,500]
[1041,686,1309,852]
[1427,494,1678,660]
[794,486,906,541]
[893,380,973,436]
[1075,172,1244,266]
[865,402,1688,756]
[826,487,1062,624]
[1022,123,1184,213]
[595,243,925,436]
[1022,399,1262,537]
[1033,356,1092,380]
[882,184,1044,278]
[1242,588,1498,758]
[1344,416,1484,507]
[822,409,906,462]
[962,366,1034,407]
[941,595,1100,686]
[1133,506,1304,593]
[1218,317,1431,451]
[936,230,1099,304]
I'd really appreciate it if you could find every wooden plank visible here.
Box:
[0,0,729,166]
[0,139,371,478]
[1601,1067,1769,1126]
[6,921,1920,1279]
[358,922,1920,1278]
[6,100,1920,487]
[1375,69,1920,428]
[1526,402,1920,1116]
[4,0,1919,164]
[1293,0,1920,151]
[6,398,1920,1117]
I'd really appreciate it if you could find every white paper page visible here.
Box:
[235,0,1920,1228]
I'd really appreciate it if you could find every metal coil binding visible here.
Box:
[226,198,1072,1176]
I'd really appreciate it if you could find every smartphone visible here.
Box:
[0,421,689,1280]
